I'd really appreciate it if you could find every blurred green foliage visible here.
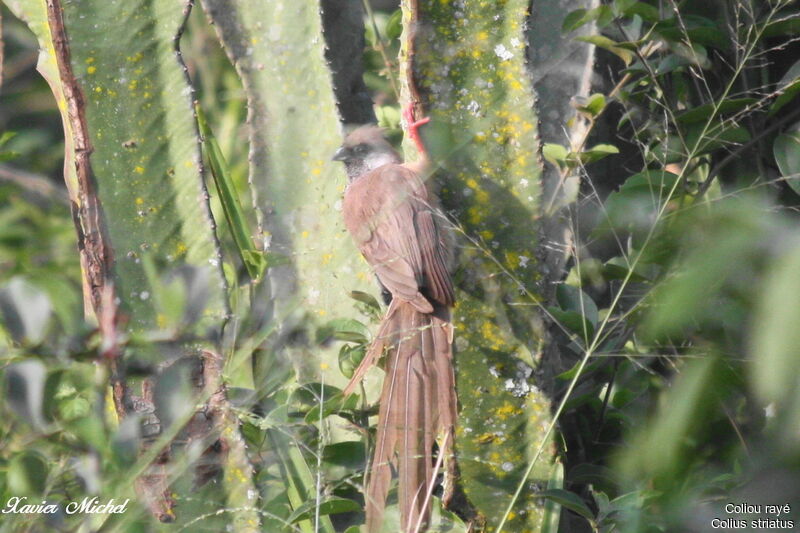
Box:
[543,1,800,531]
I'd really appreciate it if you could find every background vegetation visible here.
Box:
[0,0,799,532]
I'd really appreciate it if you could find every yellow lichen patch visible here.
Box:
[467,206,482,225]
[126,52,143,63]
[504,250,520,270]
[480,320,510,350]
[301,230,309,239]
[87,66,97,75]
[321,253,334,265]
[476,432,500,444]
[175,242,188,256]
[495,401,522,421]
[134,166,145,174]
[135,197,144,206]
[85,57,95,64]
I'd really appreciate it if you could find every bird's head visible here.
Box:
[332,125,401,179]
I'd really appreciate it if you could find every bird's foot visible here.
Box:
[402,103,430,155]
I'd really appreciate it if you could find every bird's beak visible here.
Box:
[331,146,350,162]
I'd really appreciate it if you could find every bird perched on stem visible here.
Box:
[333,107,457,533]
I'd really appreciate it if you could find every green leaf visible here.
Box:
[621,2,660,22]
[578,143,619,164]
[548,307,595,339]
[685,124,751,159]
[603,257,656,282]
[668,41,711,69]
[676,98,757,125]
[289,382,344,413]
[317,318,370,344]
[655,16,728,50]
[541,462,564,533]
[569,463,618,493]
[0,131,17,147]
[288,498,360,524]
[599,170,681,233]
[563,6,614,32]
[303,392,359,424]
[578,93,606,117]
[763,16,800,38]
[612,0,637,16]
[349,290,382,313]
[196,103,262,281]
[385,9,402,40]
[322,441,366,469]
[7,451,48,496]
[556,358,602,381]
[541,489,595,521]
[562,9,589,32]
[338,343,366,379]
[543,143,569,169]
[773,132,800,196]
[577,35,635,65]
[556,284,598,327]
[770,59,800,116]
[655,54,692,76]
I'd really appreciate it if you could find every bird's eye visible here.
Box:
[353,144,368,154]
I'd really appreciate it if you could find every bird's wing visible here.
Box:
[395,164,454,307]
[345,164,453,310]
[412,200,455,307]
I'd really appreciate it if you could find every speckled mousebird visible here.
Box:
[333,107,457,533]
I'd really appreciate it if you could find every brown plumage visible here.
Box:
[333,123,456,532]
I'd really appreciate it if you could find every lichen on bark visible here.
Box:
[399,0,557,530]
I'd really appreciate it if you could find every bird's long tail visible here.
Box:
[352,302,455,533]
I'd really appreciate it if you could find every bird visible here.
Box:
[333,108,457,533]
